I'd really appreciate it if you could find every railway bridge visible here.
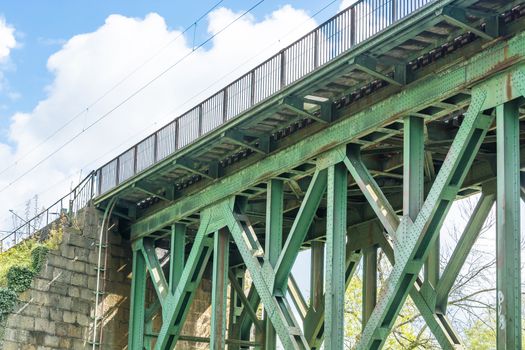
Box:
[5,0,525,349]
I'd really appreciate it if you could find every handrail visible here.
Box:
[94,0,436,196]
[0,171,96,252]
[0,0,437,252]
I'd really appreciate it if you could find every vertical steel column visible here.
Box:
[405,116,439,285]
[228,267,245,350]
[310,241,324,311]
[496,100,522,350]
[362,245,377,329]
[128,246,147,350]
[211,228,230,349]
[325,163,347,349]
[265,179,283,349]
[403,116,424,221]
[169,224,186,294]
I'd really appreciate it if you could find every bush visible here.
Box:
[7,266,35,293]
[0,288,17,320]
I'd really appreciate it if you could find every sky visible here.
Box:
[0,0,355,232]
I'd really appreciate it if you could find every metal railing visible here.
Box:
[0,172,96,252]
[95,0,435,195]
[0,0,435,252]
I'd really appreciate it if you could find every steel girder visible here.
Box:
[126,34,525,350]
[357,76,525,349]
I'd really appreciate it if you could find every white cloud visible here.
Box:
[0,6,317,230]
[0,16,16,62]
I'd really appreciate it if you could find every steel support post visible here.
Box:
[324,162,347,350]
[496,100,522,350]
[211,228,229,349]
[156,213,213,349]
[129,246,147,350]
[358,89,492,349]
[346,136,460,348]
[404,116,441,288]
[310,241,324,312]
[345,145,398,238]
[223,202,310,349]
[142,238,169,303]
[362,245,377,329]
[228,267,245,350]
[274,170,327,293]
[170,223,186,294]
[435,186,496,313]
[265,179,283,350]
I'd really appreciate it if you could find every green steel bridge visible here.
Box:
[4,0,525,348]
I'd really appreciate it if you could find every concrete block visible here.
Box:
[50,308,62,322]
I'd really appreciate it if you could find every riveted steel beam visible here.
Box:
[155,212,213,349]
[210,228,229,349]
[358,86,493,349]
[130,35,525,239]
[344,145,399,239]
[496,100,522,350]
[222,201,310,349]
[142,238,169,304]
[273,169,327,293]
[363,245,378,329]
[324,162,348,349]
[129,247,147,350]
[265,179,284,350]
[169,223,186,294]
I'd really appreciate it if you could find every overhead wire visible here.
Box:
[3,0,340,212]
[0,0,266,194]
[0,0,225,179]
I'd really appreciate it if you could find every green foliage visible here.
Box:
[31,245,49,273]
[464,320,495,350]
[0,225,61,331]
[7,266,35,293]
[0,288,17,321]
[0,239,37,287]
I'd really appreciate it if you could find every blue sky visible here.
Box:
[0,0,340,124]
[0,0,347,230]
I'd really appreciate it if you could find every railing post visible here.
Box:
[223,89,228,122]
[391,0,397,24]
[250,70,256,106]
[314,30,319,69]
[97,169,103,196]
[280,51,286,89]
[175,118,180,150]
[198,105,203,137]
[115,158,120,186]
[350,6,356,46]
[153,133,158,163]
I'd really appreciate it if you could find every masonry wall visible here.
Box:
[0,207,214,349]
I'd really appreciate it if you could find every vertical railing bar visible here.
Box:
[280,50,286,89]
[153,133,158,163]
[223,89,228,122]
[198,105,203,137]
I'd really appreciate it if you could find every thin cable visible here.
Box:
[2,0,336,206]
[0,0,265,194]
[0,0,225,178]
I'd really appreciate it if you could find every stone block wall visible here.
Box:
[0,207,132,349]
[0,207,215,349]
